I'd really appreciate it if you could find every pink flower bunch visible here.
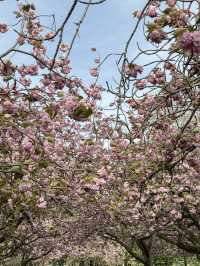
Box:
[45,31,55,40]
[124,64,143,78]
[164,61,175,71]
[60,43,69,52]
[19,77,31,86]
[97,167,108,177]
[87,84,102,100]
[18,65,38,76]
[146,5,157,18]
[29,90,42,101]
[133,10,143,19]
[17,35,25,45]
[147,68,165,85]
[170,209,182,220]
[118,139,129,148]
[41,75,51,86]
[60,60,71,74]
[22,137,33,152]
[0,61,15,76]
[94,58,100,64]
[63,95,79,113]
[36,196,47,209]
[178,31,200,55]
[167,0,176,7]
[33,45,46,56]
[90,67,99,77]
[142,95,156,108]
[3,100,17,114]
[148,28,166,44]
[187,159,200,172]
[19,183,32,192]
[0,23,8,33]
[126,99,140,109]
[135,80,146,90]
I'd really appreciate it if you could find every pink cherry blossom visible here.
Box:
[133,10,143,19]
[97,167,108,177]
[60,43,69,52]
[36,196,47,209]
[178,31,200,55]
[0,23,8,33]
[167,0,176,7]
[124,64,143,78]
[19,77,31,86]
[149,29,166,43]
[135,80,146,90]
[3,100,17,113]
[146,5,157,17]
[90,67,99,77]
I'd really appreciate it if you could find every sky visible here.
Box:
[0,0,148,86]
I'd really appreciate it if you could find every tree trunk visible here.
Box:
[136,238,153,266]
[183,256,187,266]
[143,257,152,266]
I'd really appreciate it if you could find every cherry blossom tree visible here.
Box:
[0,1,105,264]
[1,0,200,265]
[89,0,200,264]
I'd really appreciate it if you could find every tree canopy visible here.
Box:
[0,0,200,265]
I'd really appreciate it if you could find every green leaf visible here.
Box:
[71,105,93,121]
[21,4,35,12]
[38,160,49,168]
[84,175,95,183]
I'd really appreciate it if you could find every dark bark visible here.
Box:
[144,261,152,266]
[136,238,153,266]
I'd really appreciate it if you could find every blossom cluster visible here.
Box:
[178,31,200,55]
